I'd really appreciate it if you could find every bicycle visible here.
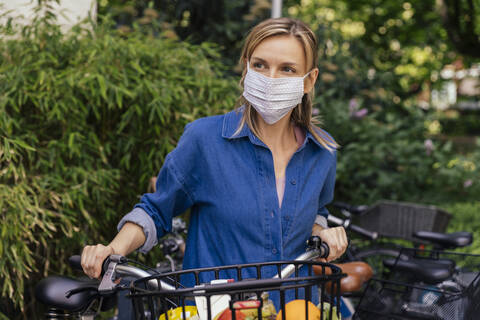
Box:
[35,236,345,320]
[327,202,476,319]
[329,202,473,276]
[353,247,480,319]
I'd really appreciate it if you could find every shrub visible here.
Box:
[320,96,480,204]
[0,8,238,318]
[307,18,480,206]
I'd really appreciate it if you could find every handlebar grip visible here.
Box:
[69,255,111,276]
[350,224,378,240]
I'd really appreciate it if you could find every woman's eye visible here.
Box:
[283,66,296,73]
[253,62,264,69]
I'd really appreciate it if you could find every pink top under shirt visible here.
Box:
[276,126,306,208]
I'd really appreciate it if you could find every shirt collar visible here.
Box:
[221,107,250,139]
[221,107,334,150]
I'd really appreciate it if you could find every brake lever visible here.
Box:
[98,254,127,294]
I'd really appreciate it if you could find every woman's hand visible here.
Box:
[311,224,348,262]
[81,244,115,279]
[81,222,146,279]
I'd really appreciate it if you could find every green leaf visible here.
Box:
[10,139,36,152]
[68,133,76,150]
[130,60,145,75]
[115,89,123,108]
[39,70,45,85]
[97,75,107,100]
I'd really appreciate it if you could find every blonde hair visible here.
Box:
[234,17,338,152]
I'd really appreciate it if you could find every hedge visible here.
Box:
[0,10,239,317]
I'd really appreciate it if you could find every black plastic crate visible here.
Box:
[354,201,451,241]
[128,260,345,320]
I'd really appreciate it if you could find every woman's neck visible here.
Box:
[255,111,296,152]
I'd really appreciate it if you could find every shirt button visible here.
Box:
[290,179,296,185]
[272,248,278,254]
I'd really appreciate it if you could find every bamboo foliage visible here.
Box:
[0,4,239,317]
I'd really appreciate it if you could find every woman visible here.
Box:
[81,17,347,286]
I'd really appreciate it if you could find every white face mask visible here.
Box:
[243,63,312,124]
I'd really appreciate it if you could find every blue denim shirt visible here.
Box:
[120,108,336,283]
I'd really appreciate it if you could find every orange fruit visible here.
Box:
[276,299,320,320]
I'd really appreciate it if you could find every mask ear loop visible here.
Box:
[303,69,313,79]
[302,69,315,98]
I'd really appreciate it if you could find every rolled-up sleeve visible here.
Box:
[117,207,158,253]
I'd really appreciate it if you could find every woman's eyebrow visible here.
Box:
[251,57,267,63]
[279,61,299,67]
[251,56,298,66]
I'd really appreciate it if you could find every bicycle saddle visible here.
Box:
[383,258,453,284]
[413,231,473,249]
[313,261,373,293]
[35,276,100,312]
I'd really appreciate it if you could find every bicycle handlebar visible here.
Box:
[69,236,330,295]
[274,238,329,279]
[68,255,117,276]
[350,223,378,240]
[69,254,176,292]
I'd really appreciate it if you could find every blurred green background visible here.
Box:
[1,0,479,318]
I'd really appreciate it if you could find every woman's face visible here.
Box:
[249,35,318,93]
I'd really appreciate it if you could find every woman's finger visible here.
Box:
[81,246,94,278]
[80,244,113,279]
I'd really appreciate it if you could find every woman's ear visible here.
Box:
[304,67,319,93]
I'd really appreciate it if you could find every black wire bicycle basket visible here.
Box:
[354,201,451,242]
[353,248,480,320]
[129,260,345,320]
